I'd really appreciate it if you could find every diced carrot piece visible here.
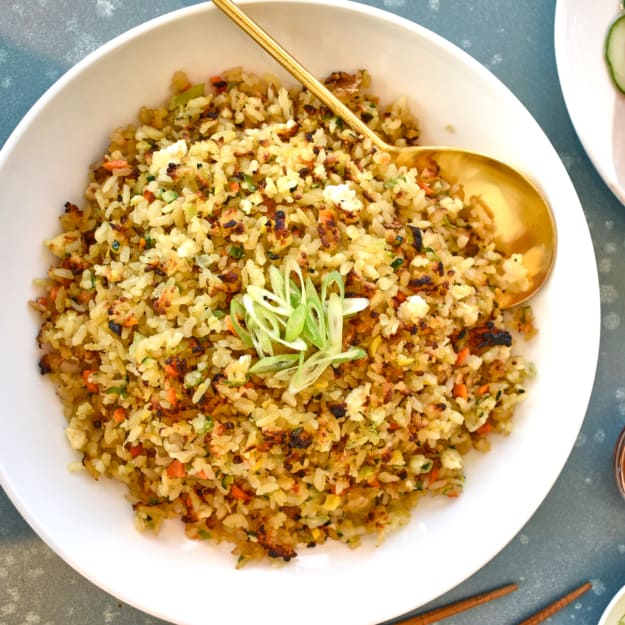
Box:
[224,314,236,336]
[417,180,434,195]
[455,347,470,365]
[166,386,177,406]
[164,364,178,378]
[196,469,208,480]
[229,181,240,193]
[122,315,138,328]
[453,382,468,400]
[318,208,334,223]
[231,484,251,502]
[102,159,129,171]
[477,384,490,396]
[129,443,144,458]
[166,459,186,478]
[82,369,98,393]
[112,407,126,423]
[477,421,493,436]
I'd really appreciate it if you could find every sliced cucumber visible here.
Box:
[606,14,625,94]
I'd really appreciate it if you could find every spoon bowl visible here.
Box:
[212,0,557,309]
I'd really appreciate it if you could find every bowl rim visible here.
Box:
[599,584,625,625]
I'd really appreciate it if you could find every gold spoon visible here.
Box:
[212,0,557,308]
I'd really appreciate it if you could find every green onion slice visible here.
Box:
[326,292,344,352]
[285,302,307,342]
[229,299,253,349]
[286,347,366,395]
[248,353,300,374]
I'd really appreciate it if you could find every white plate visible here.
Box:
[555,0,625,204]
[0,2,600,625]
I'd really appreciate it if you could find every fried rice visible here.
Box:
[31,67,536,565]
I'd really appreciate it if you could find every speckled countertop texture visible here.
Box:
[1,1,624,624]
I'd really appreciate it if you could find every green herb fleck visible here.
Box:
[423,247,439,261]
[242,173,257,192]
[384,175,406,189]
[391,257,404,270]
[229,245,244,259]
[143,233,155,249]
[105,385,127,398]
[168,83,205,110]
[162,190,179,204]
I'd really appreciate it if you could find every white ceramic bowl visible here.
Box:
[599,585,625,625]
[0,2,600,625]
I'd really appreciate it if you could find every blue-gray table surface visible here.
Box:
[0,1,621,624]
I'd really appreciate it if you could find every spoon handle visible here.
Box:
[211,0,387,150]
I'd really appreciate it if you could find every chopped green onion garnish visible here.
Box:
[284,302,306,342]
[229,259,368,394]
[248,354,300,374]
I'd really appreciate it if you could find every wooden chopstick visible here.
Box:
[516,581,592,625]
[399,582,518,625]
[396,580,592,625]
